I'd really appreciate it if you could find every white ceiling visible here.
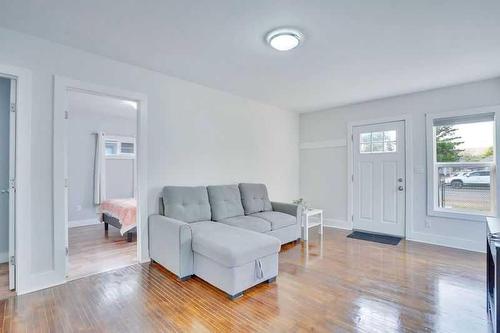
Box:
[1,0,499,112]
[68,91,137,120]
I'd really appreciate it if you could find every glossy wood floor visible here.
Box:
[0,263,15,300]
[68,224,137,280]
[0,228,487,332]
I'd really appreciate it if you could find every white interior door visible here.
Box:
[8,79,16,290]
[352,121,406,237]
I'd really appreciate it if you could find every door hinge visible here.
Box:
[64,178,69,188]
[351,134,354,141]
[351,174,354,182]
[9,256,15,266]
[64,110,69,119]
[9,179,15,191]
[351,215,354,222]
[10,103,16,113]
[65,246,69,256]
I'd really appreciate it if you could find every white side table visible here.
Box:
[302,208,323,241]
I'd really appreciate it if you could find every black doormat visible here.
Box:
[347,231,401,245]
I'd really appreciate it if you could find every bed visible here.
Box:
[99,198,137,242]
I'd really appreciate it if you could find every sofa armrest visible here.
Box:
[148,214,193,279]
[272,202,302,241]
[271,201,300,219]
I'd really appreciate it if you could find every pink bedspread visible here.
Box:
[99,198,137,235]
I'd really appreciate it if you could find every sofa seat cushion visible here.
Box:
[218,215,272,233]
[162,186,211,223]
[251,211,296,230]
[239,183,272,215]
[207,185,244,221]
[190,222,280,268]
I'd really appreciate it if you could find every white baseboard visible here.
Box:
[323,218,352,230]
[0,251,8,264]
[69,218,100,228]
[407,231,484,253]
[321,217,484,253]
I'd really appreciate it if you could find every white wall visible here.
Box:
[0,27,299,288]
[0,77,10,262]
[300,77,500,252]
[105,159,135,200]
[67,100,137,223]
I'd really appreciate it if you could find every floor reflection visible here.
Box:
[355,297,402,333]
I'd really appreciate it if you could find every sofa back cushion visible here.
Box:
[207,185,244,221]
[238,183,272,215]
[162,186,211,223]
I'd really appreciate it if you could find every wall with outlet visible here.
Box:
[67,91,137,226]
[300,77,500,252]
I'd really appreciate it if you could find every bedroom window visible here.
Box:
[105,136,136,159]
[426,111,496,220]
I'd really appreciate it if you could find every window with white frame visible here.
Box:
[104,136,136,159]
[359,130,397,153]
[427,112,496,218]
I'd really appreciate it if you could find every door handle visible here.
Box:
[398,186,404,191]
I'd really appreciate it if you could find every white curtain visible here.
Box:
[94,132,106,205]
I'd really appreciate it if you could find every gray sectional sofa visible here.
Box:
[149,183,301,299]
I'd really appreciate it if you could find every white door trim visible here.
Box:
[8,78,17,290]
[53,76,149,284]
[0,64,32,295]
[347,114,414,239]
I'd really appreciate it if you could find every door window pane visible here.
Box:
[372,132,384,142]
[360,132,371,143]
[384,130,396,141]
[372,142,384,152]
[359,129,397,153]
[385,141,396,152]
[360,143,372,153]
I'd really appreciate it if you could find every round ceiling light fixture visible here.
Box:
[265,28,303,51]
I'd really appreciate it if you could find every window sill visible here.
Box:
[427,208,491,222]
[105,155,135,160]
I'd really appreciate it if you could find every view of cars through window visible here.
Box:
[434,117,494,214]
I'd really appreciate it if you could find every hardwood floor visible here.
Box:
[0,228,487,332]
[68,224,137,280]
[0,264,15,301]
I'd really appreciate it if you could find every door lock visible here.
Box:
[398,186,404,191]
[398,178,403,182]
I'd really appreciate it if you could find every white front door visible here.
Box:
[352,121,406,237]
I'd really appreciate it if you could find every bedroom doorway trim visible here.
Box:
[0,64,32,295]
[53,76,149,283]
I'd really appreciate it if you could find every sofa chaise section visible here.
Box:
[190,221,280,299]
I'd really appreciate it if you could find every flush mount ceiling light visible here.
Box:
[265,28,303,51]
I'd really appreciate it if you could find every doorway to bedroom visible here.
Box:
[65,90,139,280]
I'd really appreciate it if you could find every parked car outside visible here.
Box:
[444,170,490,188]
